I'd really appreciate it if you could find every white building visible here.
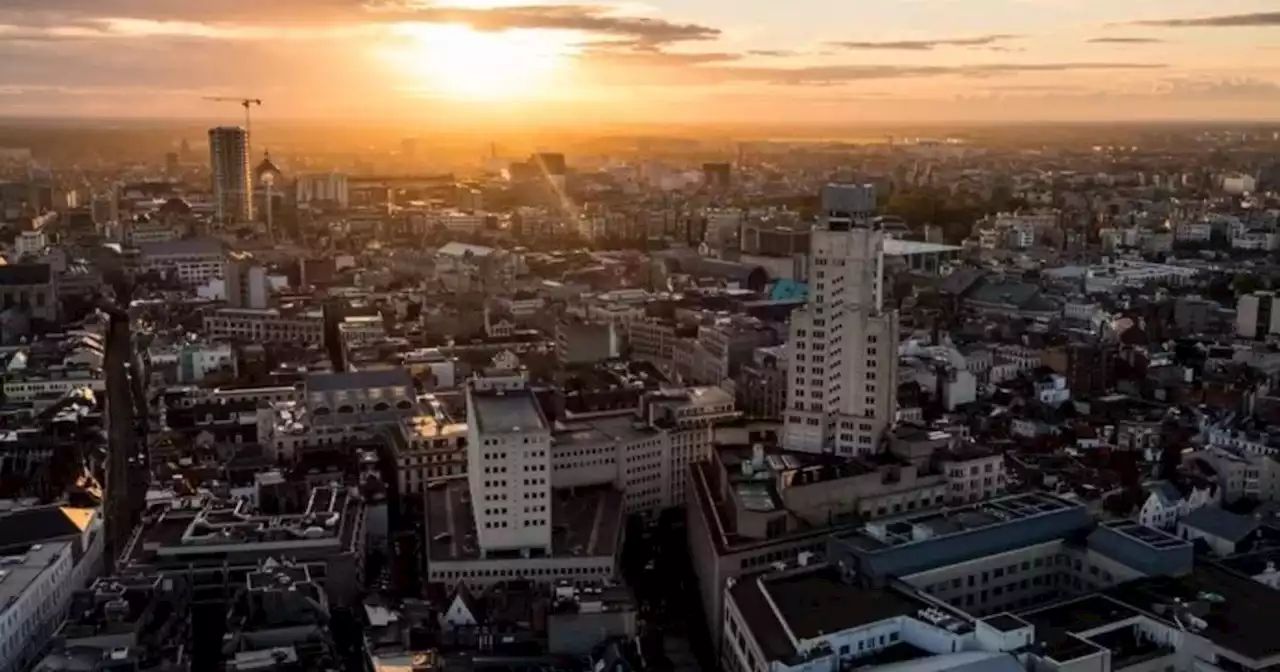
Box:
[13,230,47,259]
[209,126,252,222]
[202,307,325,345]
[784,184,899,455]
[138,238,227,286]
[1043,260,1200,294]
[224,259,271,310]
[296,173,349,209]
[1174,220,1213,243]
[1223,173,1257,195]
[1032,374,1070,407]
[1232,229,1278,251]
[466,370,554,556]
[1137,480,1217,530]
[146,341,236,384]
[1237,291,1280,340]
[0,506,104,672]
[2,368,105,403]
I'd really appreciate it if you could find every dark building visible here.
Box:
[532,152,566,176]
[1066,342,1118,398]
[703,162,732,189]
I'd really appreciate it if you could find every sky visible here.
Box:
[1,0,1278,123]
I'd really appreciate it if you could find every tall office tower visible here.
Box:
[466,370,553,557]
[783,184,899,455]
[208,126,252,223]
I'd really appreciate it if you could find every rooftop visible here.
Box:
[138,237,225,257]
[124,487,360,567]
[883,239,963,256]
[730,564,948,663]
[0,263,52,286]
[0,541,73,607]
[1178,506,1260,543]
[1107,563,1280,661]
[1017,595,1139,663]
[472,389,548,435]
[0,505,96,553]
[853,492,1079,551]
[306,368,413,393]
[426,480,622,562]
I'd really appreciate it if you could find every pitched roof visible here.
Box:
[1180,507,1258,543]
[0,506,95,552]
[0,263,51,286]
[1149,480,1184,508]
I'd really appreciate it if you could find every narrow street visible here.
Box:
[621,510,715,672]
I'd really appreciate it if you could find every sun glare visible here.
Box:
[385,24,571,101]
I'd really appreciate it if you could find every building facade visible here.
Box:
[784,184,899,455]
[209,126,253,222]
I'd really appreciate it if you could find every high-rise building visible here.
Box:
[1237,291,1280,340]
[208,126,252,222]
[783,184,899,455]
[465,369,553,556]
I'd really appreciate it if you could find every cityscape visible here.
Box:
[3,3,1280,672]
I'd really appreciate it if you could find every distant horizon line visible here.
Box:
[1,115,1279,131]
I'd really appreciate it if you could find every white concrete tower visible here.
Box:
[465,370,553,556]
[208,126,252,223]
[783,184,899,455]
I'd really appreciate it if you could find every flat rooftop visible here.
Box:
[0,541,72,606]
[124,487,360,567]
[851,492,1079,552]
[307,368,413,393]
[1017,595,1139,662]
[1107,563,1280,661]
[472,389,548,435]
[1102,520,1190,550]
[426,479,622,562]
[883,239,963,256]
[730,565,944,663]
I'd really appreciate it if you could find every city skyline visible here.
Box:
[0,0,1278,122]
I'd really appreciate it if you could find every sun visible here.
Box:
[383,24,572,101]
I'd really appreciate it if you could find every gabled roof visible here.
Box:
[1148,480,1184,508]
[1180,506,1258,543]
[0,506,95,552]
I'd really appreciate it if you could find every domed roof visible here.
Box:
[255,150,283,183]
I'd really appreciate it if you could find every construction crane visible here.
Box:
[204,96,262,137]
[204,97,262,224]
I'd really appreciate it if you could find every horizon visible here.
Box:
[2,1,1280,123]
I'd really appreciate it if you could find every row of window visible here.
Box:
[433,565,612,581]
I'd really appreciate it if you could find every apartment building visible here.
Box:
[0,505,105,672]
[202,307,325,345]
[552,386,737,514]
[388,394,468,496]
[138,237,227,285]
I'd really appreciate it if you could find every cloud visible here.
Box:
[829,34,1022,51]
[0,2,720,46]
[583,45,741,65]
[747,49,798,57]
[385,4,719,45]
[1087,37,1164,44]
[592,60,1167,86]
[1130,11,1280,28]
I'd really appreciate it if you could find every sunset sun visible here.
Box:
[384,24,573,101]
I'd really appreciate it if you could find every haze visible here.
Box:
[1,0,1279,123]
